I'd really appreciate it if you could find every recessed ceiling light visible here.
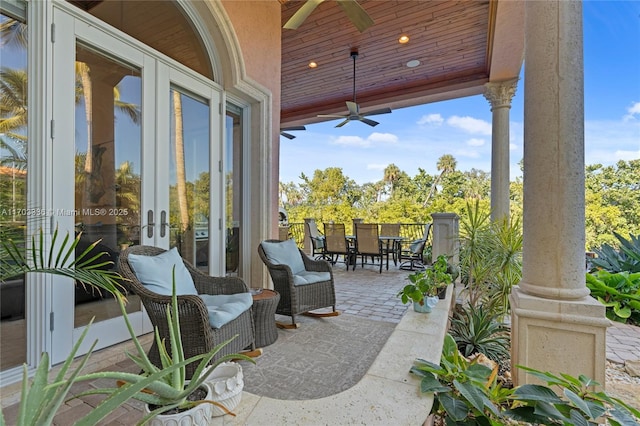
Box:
[406,59,420,68]
[399,35,410,44]
[308,61,318,68]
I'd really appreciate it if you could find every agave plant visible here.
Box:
[448,304,510,362]
[591,231,640,273]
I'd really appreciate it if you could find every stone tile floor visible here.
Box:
[2,261,640,422]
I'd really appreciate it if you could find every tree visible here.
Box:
[423,154,457,207]
[383,163,401,198]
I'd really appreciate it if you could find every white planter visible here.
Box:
[203,361,244,417]
[144,383,213,426]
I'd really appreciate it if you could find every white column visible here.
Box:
[510,0,608,388]
[484,79,518,222]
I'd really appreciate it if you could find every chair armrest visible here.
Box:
[193,275,250,296]
[141,293,211,329]
[300,250,332,273]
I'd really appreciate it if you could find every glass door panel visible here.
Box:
[169,88,210,273]
[73,43,142,327]
[225,106,243,277]
[0,8,27,370]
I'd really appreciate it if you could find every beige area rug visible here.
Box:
[240,313,396,400]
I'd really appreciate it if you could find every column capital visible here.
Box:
[484,78,519,110]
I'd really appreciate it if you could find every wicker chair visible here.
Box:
[258,239,339,328]
[118,245,255,379]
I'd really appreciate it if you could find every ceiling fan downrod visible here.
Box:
[351,50,358,105]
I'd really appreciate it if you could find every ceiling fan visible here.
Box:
[280,126,306,139]
[317,50,392,128]
[283,0,374,33]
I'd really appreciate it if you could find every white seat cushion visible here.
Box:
[261,239,305,275]
[293,271,331,286]
[128,247,197,296]
[199,293,253,328]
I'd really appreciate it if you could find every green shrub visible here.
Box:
[412,333,640,425]
[586,270,640,325]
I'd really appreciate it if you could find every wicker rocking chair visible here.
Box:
[258,239,339,328]
[118,245,256,379]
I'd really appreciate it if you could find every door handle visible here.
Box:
[144,209,155,238]
[160,210,169,238]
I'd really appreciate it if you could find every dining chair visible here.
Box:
[323,223,354,268]
[305,221,326,259]
[354,223,385,273]
[380,223,401,265]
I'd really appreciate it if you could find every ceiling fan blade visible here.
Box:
[336,0,374,33]
[283,0,324,30]
[281,125,306,131]
[362,107,392,117]
[346,101,359,115]
[359,117,379,127]
[335,118,351,128]
[317,113,347,118]
[280,132,296,140]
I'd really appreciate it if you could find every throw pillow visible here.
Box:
[128,247,198,296]
[261,239,305,274]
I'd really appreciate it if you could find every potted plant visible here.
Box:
[0,229,253,426]
[64,267,254,425]
[397,255,452,312]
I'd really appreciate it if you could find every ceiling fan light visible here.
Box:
[406,59,421,68]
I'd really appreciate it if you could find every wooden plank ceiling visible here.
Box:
[280,0,495,127]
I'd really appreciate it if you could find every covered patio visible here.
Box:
[0,0,616,419]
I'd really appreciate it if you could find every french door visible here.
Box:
[50,4,223,362]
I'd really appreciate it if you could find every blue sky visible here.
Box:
[279,1,640,185]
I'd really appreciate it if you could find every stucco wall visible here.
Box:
[222,0,282,238]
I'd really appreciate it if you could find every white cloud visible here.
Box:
[331,132,398,147]
[417,113,444,126]
[467,138,485,147]
[623,101,640,121]
[509,143,518,151]
[332,135,368,147]
[447,115,492,135]
[368,132,399,144]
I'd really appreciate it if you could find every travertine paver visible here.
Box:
[607,322,640,364]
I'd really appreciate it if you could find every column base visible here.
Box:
[509,286,610,388]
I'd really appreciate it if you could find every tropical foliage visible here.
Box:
[412,334,640,425]
[590,232,640,274]
[280,159,640,252]
[586,270,640,325]
[448,304,510,362]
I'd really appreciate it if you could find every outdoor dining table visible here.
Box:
[345,235,408,267]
